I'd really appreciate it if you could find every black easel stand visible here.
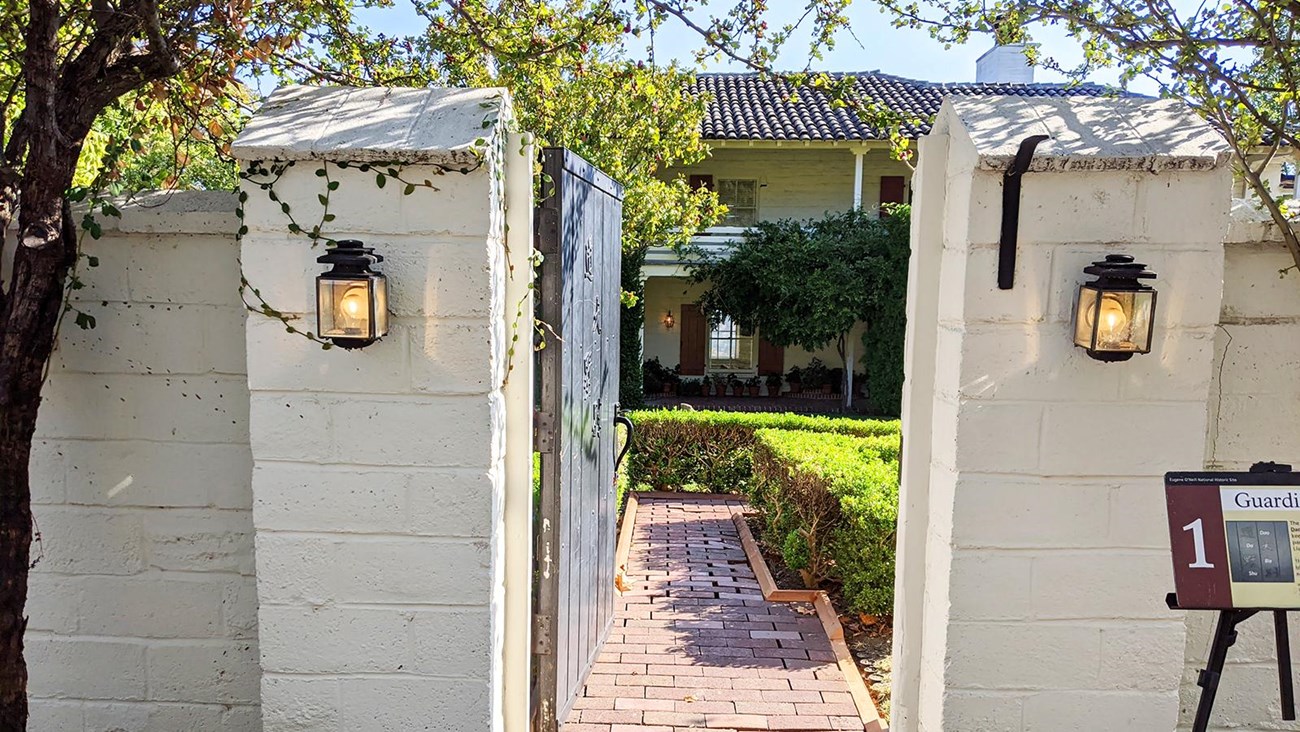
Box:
[1169,593,1296,732]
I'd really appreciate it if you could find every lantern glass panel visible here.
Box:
[1074,285,1155,354]
[1073,286,1101,350]
[318,277,374,339]
[372,275,389,337]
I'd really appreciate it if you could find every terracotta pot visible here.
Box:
[748,386,760,396]
[820,384,832,394]
[662,383,674,395]
[788,383,802,394]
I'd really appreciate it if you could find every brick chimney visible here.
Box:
[975,44,1035,84]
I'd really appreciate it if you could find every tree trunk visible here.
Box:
[0,435,33,730]
[0,196,76,727]
[0,0,184,723]
[843,333,855,411]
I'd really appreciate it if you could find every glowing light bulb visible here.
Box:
[1091,294,1129,346]
[337,285,369,333]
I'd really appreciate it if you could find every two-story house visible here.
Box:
[641,46,1119,398]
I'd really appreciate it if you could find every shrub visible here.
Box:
[642,357,677,394]
[861,205,910,417]
[625,408,899,493]
[750,428,900,616]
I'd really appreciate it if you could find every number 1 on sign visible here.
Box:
[1183,518,1216,569]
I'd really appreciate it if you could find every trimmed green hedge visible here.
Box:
[626,408,899,494]
[749,428,900,616]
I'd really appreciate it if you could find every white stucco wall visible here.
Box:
[895,96,1234,731]
[664,145,911,221]
[232,85,528,732]
[1176,215,1300,732]
[21,191,261,731]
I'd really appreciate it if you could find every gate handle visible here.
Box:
[614,411,634,472]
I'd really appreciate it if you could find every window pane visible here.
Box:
[718,179,758,227]
[708,317,755,369]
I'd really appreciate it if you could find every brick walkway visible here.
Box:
[563,496,867,731]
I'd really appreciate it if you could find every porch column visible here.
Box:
[232,86,531,732]
[894,96,1232,731]
[853,149,865,209]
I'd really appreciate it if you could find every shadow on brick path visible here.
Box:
[562,495,867,731]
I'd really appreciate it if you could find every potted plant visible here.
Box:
[643,357,666,395]
[680,378,703,397]
[701,374,714,396]
[804,358,830,395]
[765,373,782,397]
[725,373,740,397]
[785,366,803,395]
[746,376,761,397]
[828,367,844,395]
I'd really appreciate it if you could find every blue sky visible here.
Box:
[356,2,1162,95]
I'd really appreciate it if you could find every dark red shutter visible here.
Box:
[757,338,784,376]
[689,174,715,191]
[879,176,906,216]
[679,304,707,375]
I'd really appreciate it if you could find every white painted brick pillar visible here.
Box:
[231,86,533,732]
[894,96,1233,731]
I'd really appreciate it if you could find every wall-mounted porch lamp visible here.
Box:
[316,239,389,350]
[663,310,675,330]
[1072,254,1157,362]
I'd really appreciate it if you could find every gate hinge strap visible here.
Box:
[533,613,553,655]
[534,411,555,453]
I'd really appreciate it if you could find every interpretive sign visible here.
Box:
[1167,469,1300,610]
[1166,465,1299,732]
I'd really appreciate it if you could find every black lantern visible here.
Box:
[1072,254,1157,362]
[316,240,388,349]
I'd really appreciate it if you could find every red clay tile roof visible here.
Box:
[692,72,1121,141]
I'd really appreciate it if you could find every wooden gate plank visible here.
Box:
[534,147,624,731]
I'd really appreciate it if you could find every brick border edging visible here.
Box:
[729,511,889,732]
[614,492,642,589]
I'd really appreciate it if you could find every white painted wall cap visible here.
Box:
[1227,196,1300,243]
[2,190,238,235]
[232,85,511,166]
[941,95,1232,172]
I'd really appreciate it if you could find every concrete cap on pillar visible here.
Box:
[232,85,510,167]
[935,95,1232,173]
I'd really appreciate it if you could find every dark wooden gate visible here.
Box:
[533,148,624,730]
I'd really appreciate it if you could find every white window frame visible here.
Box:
[706,316,757,373]
[717,179,759,227]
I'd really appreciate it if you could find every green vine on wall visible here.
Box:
[235,106,545,387]
[235,155,482,350]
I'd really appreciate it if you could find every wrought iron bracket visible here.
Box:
[614,407,634,471]
[998,134,1050,290]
